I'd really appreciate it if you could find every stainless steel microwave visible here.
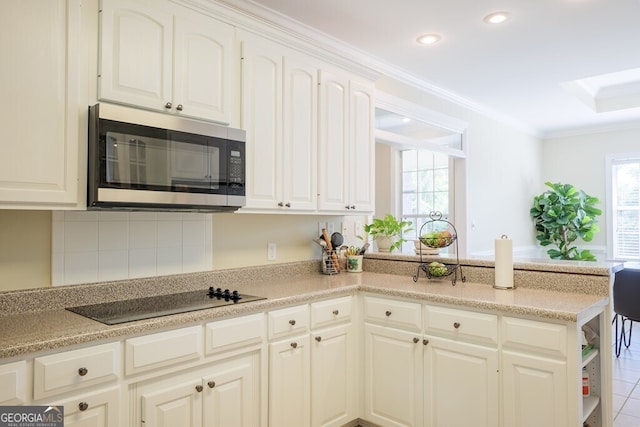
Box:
[88,103,245,212]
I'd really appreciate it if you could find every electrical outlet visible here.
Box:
[267,243,277,261]
[355,221,363,237]
[342,221,351,236]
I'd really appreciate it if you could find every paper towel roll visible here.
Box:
[494,235,514,289]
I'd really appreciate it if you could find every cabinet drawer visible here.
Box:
[33,342,120,399]
[125,325,202,375]
[363,296,422,331]
[311,296,352,328]
[0,360,27,404]
[268,304,309,339]
[205,313,265,354]
[424,305,498,345]
[502,317,567,358]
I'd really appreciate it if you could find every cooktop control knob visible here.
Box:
[231,290,241,302]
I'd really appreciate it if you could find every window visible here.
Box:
[610,156,640,260]
[401,149,451,240]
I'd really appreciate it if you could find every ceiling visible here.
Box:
[220,0,640,138]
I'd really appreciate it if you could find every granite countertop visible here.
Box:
[0,271,608,360]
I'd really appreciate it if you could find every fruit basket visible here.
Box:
[413,212,465,285]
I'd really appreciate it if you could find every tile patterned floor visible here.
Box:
[612,322,640,427]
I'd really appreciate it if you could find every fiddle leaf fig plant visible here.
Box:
[530,182,602,261]
[361,214,413,252]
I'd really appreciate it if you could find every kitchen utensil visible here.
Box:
[359,243,370,255]
[321,229,340,271]
[313,238,327,249]
[331,232,344,248]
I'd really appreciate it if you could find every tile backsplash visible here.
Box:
[52,211,212,286]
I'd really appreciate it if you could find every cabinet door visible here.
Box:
[240,33,283,210]
[502,350,568,427]
[318,70,349,212]
[311,324,356,427]
[348,80,375,212]
[363,323,423,427]
[140,376,203,427]
[173,14,235,124]
[423,336,499,427]
[282,55,318,211]
[52,386,120,427]
[0,0,82,206]
[203,352,261,427]
[269,335,311,427]
[99,0,173,111]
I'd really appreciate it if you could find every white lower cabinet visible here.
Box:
[501,316,570,427]
[134,351,261,427]
[269,334,311,427]
[501,350,568,426]
[268,297,356,427]
[364,323,423,427]
[363,297,499,427]
[423,336,499,427]
[311,323,356,427]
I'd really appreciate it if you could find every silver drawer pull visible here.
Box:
[453,322,461,329]
[78,367,88,377]
[385,310,392,317]
[78,402,89,411]
[289,319,296,326]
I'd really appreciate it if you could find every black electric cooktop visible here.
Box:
[66,287,266,325]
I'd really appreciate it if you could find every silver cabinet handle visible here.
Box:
[78,402,89,411]
[315,336,322,342]
[413,337,420,344]
[176,104,183,111]
[423,339,429,346]
[291,342,298,349]
[78,367,88,376]
[289,319,296,326]
[285,202,291,207]
[385,310,392,317]
[195,385,203,392]
[165,102,172,109]
[332,310,339,315]
[453,322,461,329]
[350,205,356,209]
[278,202,284,207]
[208,381,216,388]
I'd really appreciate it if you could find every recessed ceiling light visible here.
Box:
[416,33,442,45]
[483,11,510,24]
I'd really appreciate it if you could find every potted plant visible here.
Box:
[362,214,413,252]
[530,182,602,261]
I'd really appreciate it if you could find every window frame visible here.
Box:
[375,92,469,255]
[606,152,640,261]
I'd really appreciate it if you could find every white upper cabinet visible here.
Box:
[318,70,375,213]
[99,0,236,125]
[240,31,317,212]
[0,0,86,208]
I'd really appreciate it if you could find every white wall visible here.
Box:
[542,127,640,251]
[375,76,543,256]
